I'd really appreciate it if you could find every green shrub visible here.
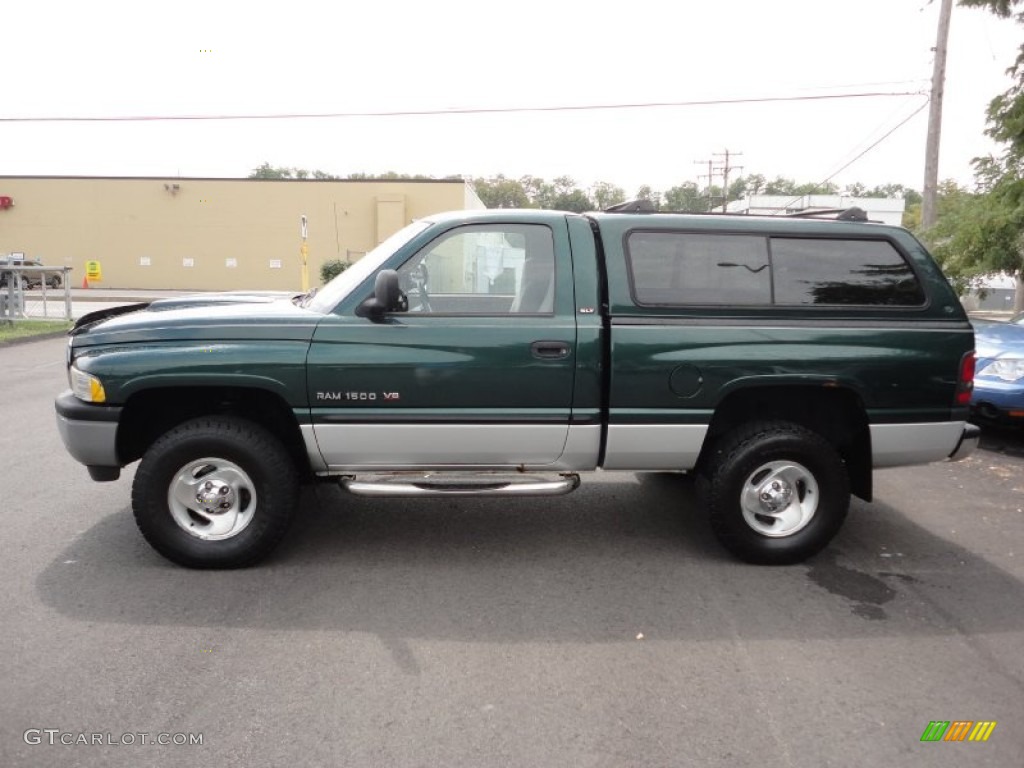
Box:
[320,259,349,284]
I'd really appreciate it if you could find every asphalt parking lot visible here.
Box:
[1,336,1022,768]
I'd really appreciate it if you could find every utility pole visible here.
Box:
[695,159,715,211]
[921,0,953,230]
[714,149,743,212]
[698,150,744,212]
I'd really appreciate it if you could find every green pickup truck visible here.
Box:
[55,207,978,568]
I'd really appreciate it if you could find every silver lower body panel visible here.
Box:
[870,421,967,468]
[305,423,601,472]
[601,424,708,470]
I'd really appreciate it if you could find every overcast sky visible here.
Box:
[3,0,1020,196]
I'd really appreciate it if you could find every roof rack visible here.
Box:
[603,199,658,213]
[784,206,869,222]
[600,202,875,222]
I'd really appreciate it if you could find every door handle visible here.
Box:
[531,341,571,360]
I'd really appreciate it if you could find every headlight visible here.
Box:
[70,365,107,403]
[981,358,1024,382]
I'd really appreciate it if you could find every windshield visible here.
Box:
[306,219,432,314]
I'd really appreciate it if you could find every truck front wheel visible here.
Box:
[132,416,297,568]
[701,421,849,564]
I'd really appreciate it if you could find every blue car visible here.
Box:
[972,312,1024,424]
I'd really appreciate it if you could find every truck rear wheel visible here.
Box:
[132,416,297,568]
[700,421,849,564]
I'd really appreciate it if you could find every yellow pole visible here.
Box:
[300,215,310,292]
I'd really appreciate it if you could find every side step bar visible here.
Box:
[340,473,581,498]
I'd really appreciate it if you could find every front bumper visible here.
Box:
[948,423,981,462]
[54,390,123,477]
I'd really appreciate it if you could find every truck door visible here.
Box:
[307,219,577,469]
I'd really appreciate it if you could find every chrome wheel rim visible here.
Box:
[167,458,257,540]
[740,460,818,537]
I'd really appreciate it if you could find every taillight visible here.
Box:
[955,351,975,406]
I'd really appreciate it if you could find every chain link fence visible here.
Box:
[0,266,74,321]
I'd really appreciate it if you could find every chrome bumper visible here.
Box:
[948,423,981,462]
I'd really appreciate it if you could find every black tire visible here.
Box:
[132,416,297,568]
[699,420,849,565]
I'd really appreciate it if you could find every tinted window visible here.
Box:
[627,232,771,305]
[772,238,925,306]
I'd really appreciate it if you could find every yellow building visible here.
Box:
[0,176,484,290]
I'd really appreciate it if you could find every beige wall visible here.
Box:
[0,177,485,290]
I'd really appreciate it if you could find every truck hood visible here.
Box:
[71,292,322,347]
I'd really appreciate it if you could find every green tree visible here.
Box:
[864,183,918,200]
[762,177,797,195]
[472,175,531,208]
[960,0,1019,14]
[347,171,435,180]
[249,163,297,179]
[249,163,340,179]
[320,259,349,284]
[904,188,924,206]
[518,175,550,206]
[552,189,595,212]
[704,184,724,209]
[472,174,598,211]
[757,177,839,196]
[794,181,840,195]
[635,185,662,209]
[663,182,706,212]
[590,181,626,210]
[924,178,1024,304]
[727,176,749,203]
[903,201,922,231]
[927,0,1024,308]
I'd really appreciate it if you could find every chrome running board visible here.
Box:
[340,472,581,498]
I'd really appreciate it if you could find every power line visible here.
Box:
[0,90,925,124]
[794,79,930,92]
[817,100,929,186]
[828,93,925,171]
[773,98,930,212]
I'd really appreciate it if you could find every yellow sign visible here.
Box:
[85,260,102,281]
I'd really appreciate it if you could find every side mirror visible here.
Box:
[356,269,408,320]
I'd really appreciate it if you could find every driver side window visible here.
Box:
[396,224,555,315]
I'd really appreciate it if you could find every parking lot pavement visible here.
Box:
[2,336,1023,768]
